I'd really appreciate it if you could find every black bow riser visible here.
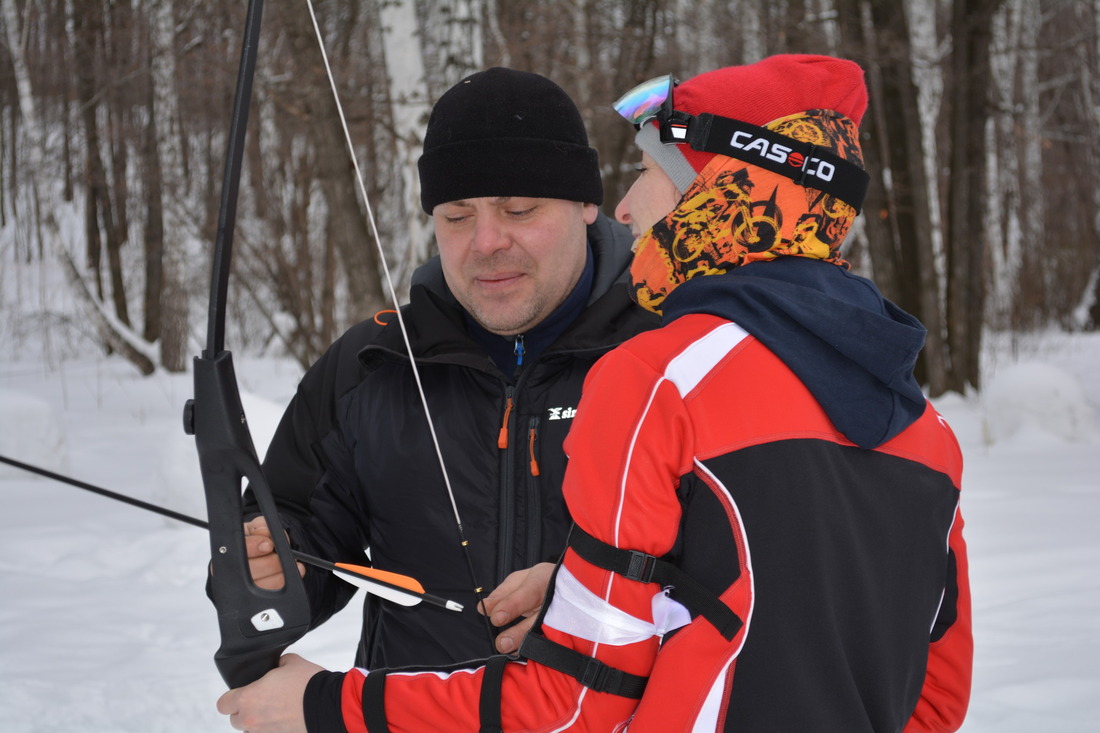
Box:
[191,350,311,688]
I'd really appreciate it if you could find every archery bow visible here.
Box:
[184,0,488,689]
[183,0,311,690]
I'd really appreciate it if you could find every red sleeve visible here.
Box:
[325,343,691,732]
[904,504,973,732]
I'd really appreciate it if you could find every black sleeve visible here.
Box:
[240,319,380,626]
[304,671,350,733]
[284,425,370,629]
[248,318,379,521]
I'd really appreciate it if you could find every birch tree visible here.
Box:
[986,0,1023,326]
[904,0,949,394]
[380,0,434,287]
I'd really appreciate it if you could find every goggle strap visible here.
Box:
[682,113,869,212]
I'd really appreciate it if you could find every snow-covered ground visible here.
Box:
[1,317,1098,731]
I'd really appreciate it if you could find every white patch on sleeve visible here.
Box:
[543,565,684,646]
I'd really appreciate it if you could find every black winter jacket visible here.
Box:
[258,213,657,668]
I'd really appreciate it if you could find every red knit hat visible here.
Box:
[637,54,868,192]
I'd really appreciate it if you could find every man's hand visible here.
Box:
[480,562,554,653]
[216,654,323,733]
[242,516,305,590]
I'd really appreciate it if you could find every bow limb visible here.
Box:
[184,0,311,690]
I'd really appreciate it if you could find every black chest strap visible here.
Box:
[568,524,743,642]
[518,632,648,699]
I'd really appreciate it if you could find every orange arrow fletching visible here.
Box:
[334,563,426,595]
[291,550,462,612]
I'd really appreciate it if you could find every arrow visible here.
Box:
[291,550,463,612]
[0,453,462,612]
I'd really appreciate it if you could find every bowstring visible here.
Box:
[302,0,494,643]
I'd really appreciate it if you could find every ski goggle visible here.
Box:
[613,74,676,127]
[613,74,691,142]
[611,72,870,212]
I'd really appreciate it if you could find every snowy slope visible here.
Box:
[1,332,1098,731]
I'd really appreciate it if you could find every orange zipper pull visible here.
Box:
[498,397,514,449]
[528,427,540,476]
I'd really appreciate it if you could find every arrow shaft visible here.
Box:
[0,453,208,529]
[1,454,462,612]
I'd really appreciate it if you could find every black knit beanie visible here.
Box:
[418,67,603,213]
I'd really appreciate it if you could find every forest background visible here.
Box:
[1,0,1098,395]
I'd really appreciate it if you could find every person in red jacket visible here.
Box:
[219,54,972,733]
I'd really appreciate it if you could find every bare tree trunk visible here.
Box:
[5,101,16,240]
[595,0,669,206]
[104,0,133,327]
[944,0,1000,393]
[839,0,947,394]
[739,0,767,62]
[807,0,842,52]
[483,0,508,68]
[70,0,106,289]
[142,65,164,345]
[845,1,899,290]
[55,0,73,204]
[104,112,131,327]
[150,0,189,372]
[282,1,385,330]
[1081,0,1100,330]
[70,0,132,328]
[0,103,6,230]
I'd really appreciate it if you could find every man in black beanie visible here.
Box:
[233,68,657,671]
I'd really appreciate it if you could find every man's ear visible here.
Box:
[582,202,599,225]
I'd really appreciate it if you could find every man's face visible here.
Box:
[614,151,682,248]
[433,197,598,336]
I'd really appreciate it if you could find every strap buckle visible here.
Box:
[580,658,621,693]
[625,550,657,583]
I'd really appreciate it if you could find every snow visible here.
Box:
[1,326,1099,731]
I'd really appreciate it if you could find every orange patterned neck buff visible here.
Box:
[630,109,864,314]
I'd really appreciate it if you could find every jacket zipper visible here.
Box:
[496,385,516,585]
[526,417,542,563]
[498,395,514,449]
[514,334,525,367]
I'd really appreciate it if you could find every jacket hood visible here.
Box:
[661,257,928,449]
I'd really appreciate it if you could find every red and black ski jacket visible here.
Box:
[302,257,971,732]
